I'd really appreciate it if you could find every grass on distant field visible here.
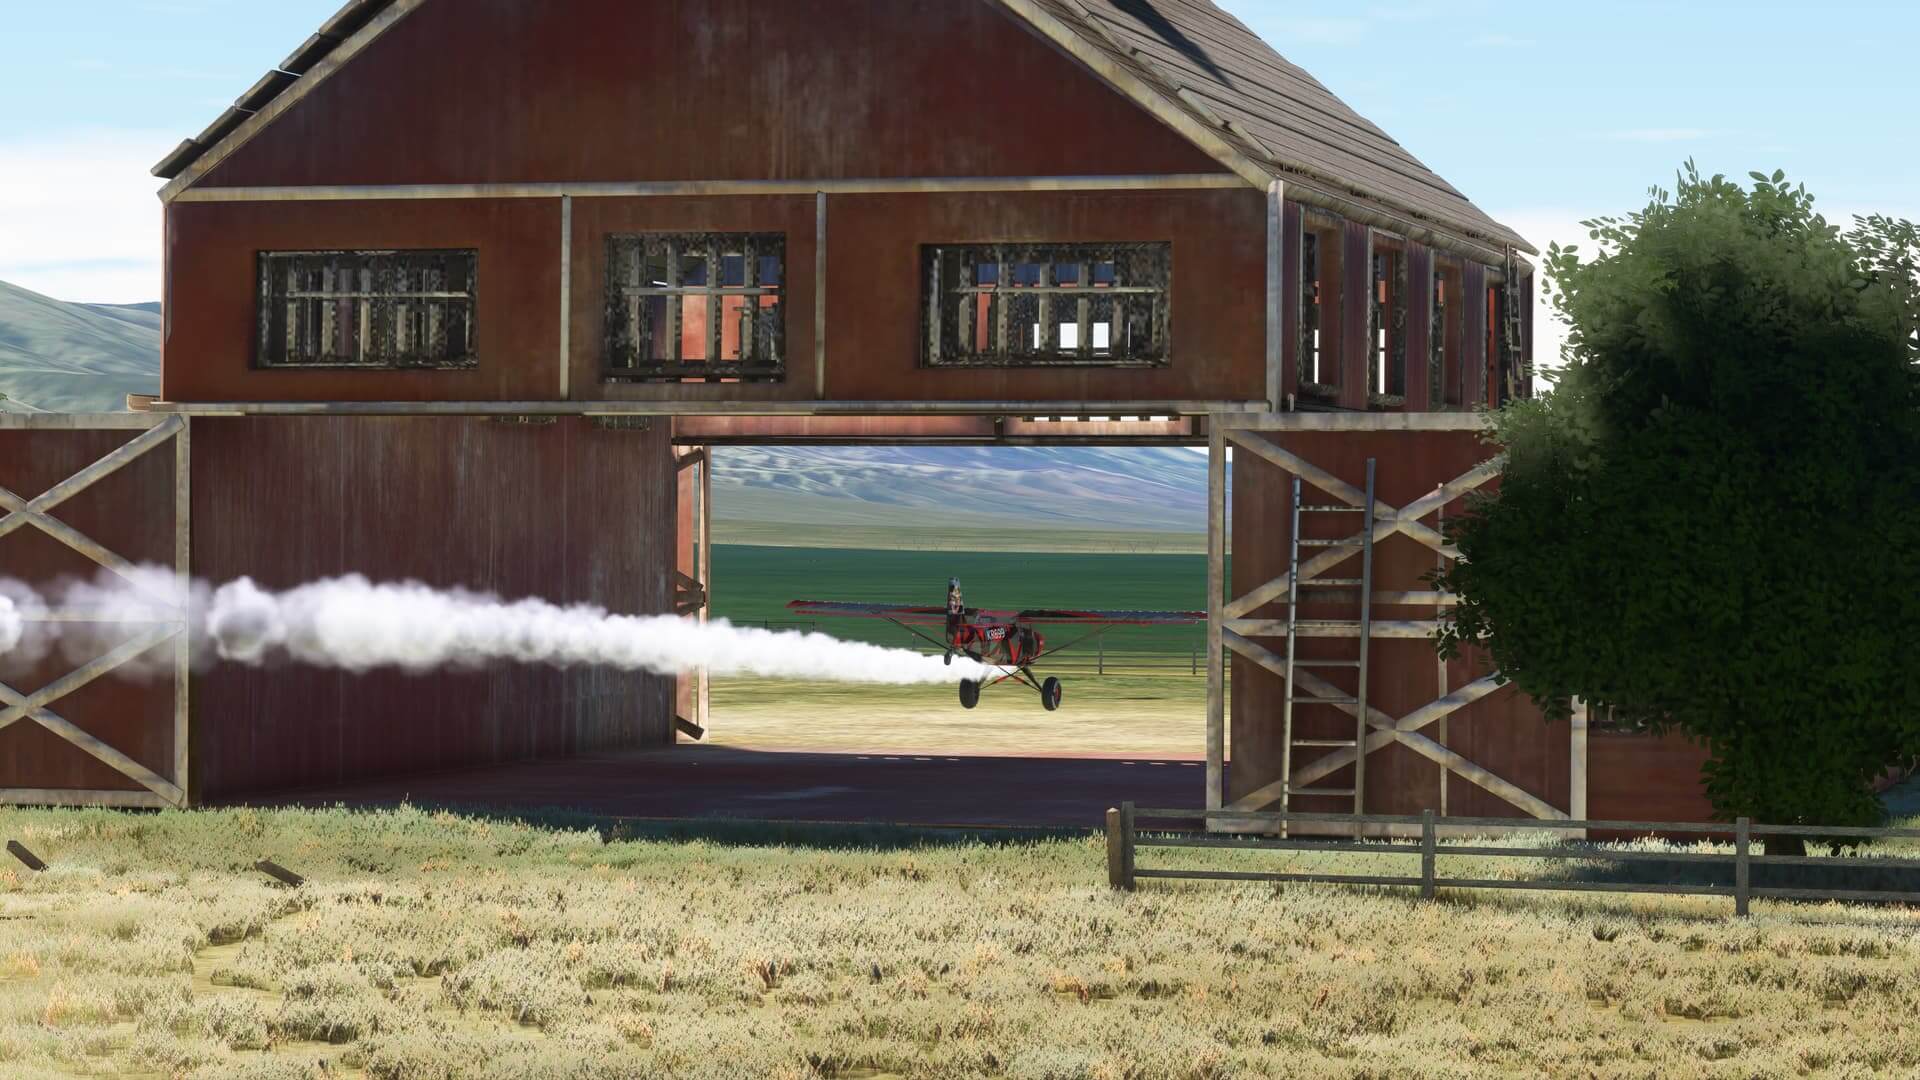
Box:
[2,806,1919,1079]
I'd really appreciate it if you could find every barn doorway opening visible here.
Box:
[690,439,1217,766]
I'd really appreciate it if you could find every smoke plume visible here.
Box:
[0,568,994,685]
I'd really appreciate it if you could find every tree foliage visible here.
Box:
[1435,164,1920,828]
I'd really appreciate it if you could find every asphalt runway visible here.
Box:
[256,745,1210,828]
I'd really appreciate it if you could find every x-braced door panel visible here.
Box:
[0,416,190,808]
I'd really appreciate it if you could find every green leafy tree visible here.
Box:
[1436,165,1920,841]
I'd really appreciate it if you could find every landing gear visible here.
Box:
[958,680,980,709]
[1040,677,1063,712]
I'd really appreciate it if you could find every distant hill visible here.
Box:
[711,446,1209,550]
[0,280,160,412]
[0,279,1206,549]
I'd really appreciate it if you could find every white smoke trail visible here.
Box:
[0,568,993,685]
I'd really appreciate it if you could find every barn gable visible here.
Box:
[152,0,1527,258]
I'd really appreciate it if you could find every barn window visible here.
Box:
[604,233,786,383]
[1296,216,1341,401]
[1369,238,1407,405]
[256,250,476,369]
[921,242,1170,367]
[1429,267,1450,409]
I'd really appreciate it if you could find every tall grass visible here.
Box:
[0,805,1915,1078]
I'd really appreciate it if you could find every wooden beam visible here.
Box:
[0,788,171,809]
[0,626,181,733]
[1394,729,1569,820]
[1211,411,1492,433]
[0,418,182,542]
[815,192,828,400]
[1206,418,1227,811]
[558,194,573,400]
[1265,180,1285,410]
[173,417,192,806]
[1222,428,1371,510]
[1226,618,1443,639]
[158,0,432,201]
[170,174,1251,203]
[148,399,1271,418]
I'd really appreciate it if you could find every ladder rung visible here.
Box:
[1298,578,1364,587]
[1294,739,1359,748]
[1298,539,1362,548]
[1292,787,1357,797]
[1300,505,1367,513]
[1296,620,1362,630]
[1293,696,1358,706]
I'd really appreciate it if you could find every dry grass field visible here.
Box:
[708,674,1211,759]
[2,805,1918,1079]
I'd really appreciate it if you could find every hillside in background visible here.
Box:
[0,280,160,412]
[0,280,1207,548]
[711,445,1210,551]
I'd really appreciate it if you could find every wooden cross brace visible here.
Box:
[0,625,187,806]
[1222,629,1565,822]
[0,417,184,592]
[1221,429,1500,621]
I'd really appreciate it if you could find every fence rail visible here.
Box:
[1104,804,1920,916]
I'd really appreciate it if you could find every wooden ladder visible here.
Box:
[1278,458,1377,821]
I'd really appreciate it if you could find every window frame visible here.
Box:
[920,241,1173,369]
[1296,212,1343,402]
[602,231,788,385]
[254,249,479,371]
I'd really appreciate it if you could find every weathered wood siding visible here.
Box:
[188,416,676,802]
[0,428,180,796]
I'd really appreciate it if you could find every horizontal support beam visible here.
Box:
[150,400,1268,418]
[0,413,176,430]
[1227,618,1442,639]
[170,174,1249,203]
[1217,411,1493,433]
[0,788,173,809]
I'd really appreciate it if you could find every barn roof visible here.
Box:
[151,0,1532,257]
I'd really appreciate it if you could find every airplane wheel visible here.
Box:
[1041,677,1063,712]
[959,680,980,710]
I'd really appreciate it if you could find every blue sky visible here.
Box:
[2,0,1915,323]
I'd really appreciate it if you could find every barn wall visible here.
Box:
[1228,428,1577,820]
[188,416,676,802]
[0,427,180,796]
[1588,731,1715,824]
[168,186,1267,408]
[193,0,1226,189]
[163,198,561,404]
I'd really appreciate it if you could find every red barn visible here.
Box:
[0,0,1709,821]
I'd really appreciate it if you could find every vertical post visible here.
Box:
[1205,419,1227,812]
[698,447,712,731]
[814,192,828,400]
[1119,801,1137,891]
[1735,817,1751,917]
[1105,807,1125,889]
[1420,809,1436,900]
[1570,697,1590,840]
[1435,487,1448,818]
[1098,638,1104,676]
[558,194,573,400]
[172,417,191,808]
[1265,179,1285,411]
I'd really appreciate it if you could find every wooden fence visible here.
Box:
[1104,804,1920,916]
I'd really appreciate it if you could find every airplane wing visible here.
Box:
[1013,608,1206,626]
[787,600,951,624]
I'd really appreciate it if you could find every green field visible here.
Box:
[3,805,1919,1079]
[711,545,1210,659]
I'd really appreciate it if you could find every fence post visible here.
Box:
[1098,639,1105,676]
[1119,801,1137,891]
[1735,817,1751,917]
[1420,809,1437,900]
[1105,808,1125,889]
[1191,644,1197,676]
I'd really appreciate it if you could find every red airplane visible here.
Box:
[789,579,1204,711]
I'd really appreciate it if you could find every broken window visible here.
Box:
[1370,238,1408,404]
[1296,216,1341,401]
[921,243,1171,367]
[604,233,786,383]
[256,250,477,369]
